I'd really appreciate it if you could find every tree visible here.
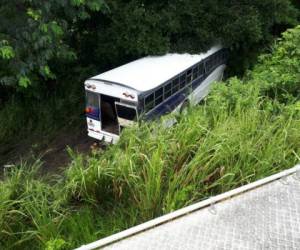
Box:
[0,0,106,92]
[79,0,299,75]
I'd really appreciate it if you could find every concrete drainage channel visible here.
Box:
[76,164,300,250]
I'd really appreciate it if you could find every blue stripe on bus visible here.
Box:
[144,72,207,120]
[86,107,101,121]
[145,91,186,120]
[86,114,100,121]
[192,76,203,90]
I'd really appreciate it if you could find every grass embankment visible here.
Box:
[0,26,299,250]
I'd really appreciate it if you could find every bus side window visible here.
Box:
[212,55,215,69]
[199,63,204,76]
[204,60,208,73]
[209,58,213,71]
[221,50,225,63]
[186,69,192,83]
[215,52,220,66]
[178,76,184,89]
[222,50,227,61]
[215,53,219,66]
[193,66,198,80]
[180,74,186,89]
[204,60,209,73]
[172,78,180,94]
[155,87,163,106]
[164,82,172,99]
[213,54,217,68]
[145,93,155,112]
[218,51,222,64]
[207,57,212,72]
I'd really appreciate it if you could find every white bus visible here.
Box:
[84,46,228,143]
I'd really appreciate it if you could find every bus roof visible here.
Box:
[90,46,222,92]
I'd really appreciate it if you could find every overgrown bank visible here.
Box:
[0,27,299,250]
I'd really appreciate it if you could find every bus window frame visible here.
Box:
[115,102,138,121]
[155,87,164,106]
[85,90,101,120]
[164,81,172,100]
[86,90,100,108]
[144,92,155,112]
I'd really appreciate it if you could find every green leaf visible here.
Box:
[0,45,15,59]
[27,8,41,21]
[40,65,56,79]
[18,76,31,88]
[45,238,67,250]
[39,23,48,33]
[50,22,63,37]
[71,0,86,6]
[87,1,103,11]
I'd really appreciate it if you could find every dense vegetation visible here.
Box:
[0,0,299,145]
[0,0,298,90]
[0,25,299,249]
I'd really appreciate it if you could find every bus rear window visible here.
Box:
[86,91,99,107]
[116,104,137,121]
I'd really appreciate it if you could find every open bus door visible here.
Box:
[115,102,138,132]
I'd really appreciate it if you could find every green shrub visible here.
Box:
[251,26,300,102]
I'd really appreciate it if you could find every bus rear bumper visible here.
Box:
[88,130,119,144]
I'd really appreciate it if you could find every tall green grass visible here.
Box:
[0,26,299,250]
[64,90,299,215]
[1,91,298,249]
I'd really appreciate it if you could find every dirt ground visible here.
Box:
[0,124,97,176]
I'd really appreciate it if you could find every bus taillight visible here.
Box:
[85,107,93,113]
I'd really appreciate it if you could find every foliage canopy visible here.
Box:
[0,0,106,92]
[0,0,299,94]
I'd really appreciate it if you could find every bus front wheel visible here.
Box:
[180,100,190,116]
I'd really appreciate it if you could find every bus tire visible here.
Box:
[180,100,190,115]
